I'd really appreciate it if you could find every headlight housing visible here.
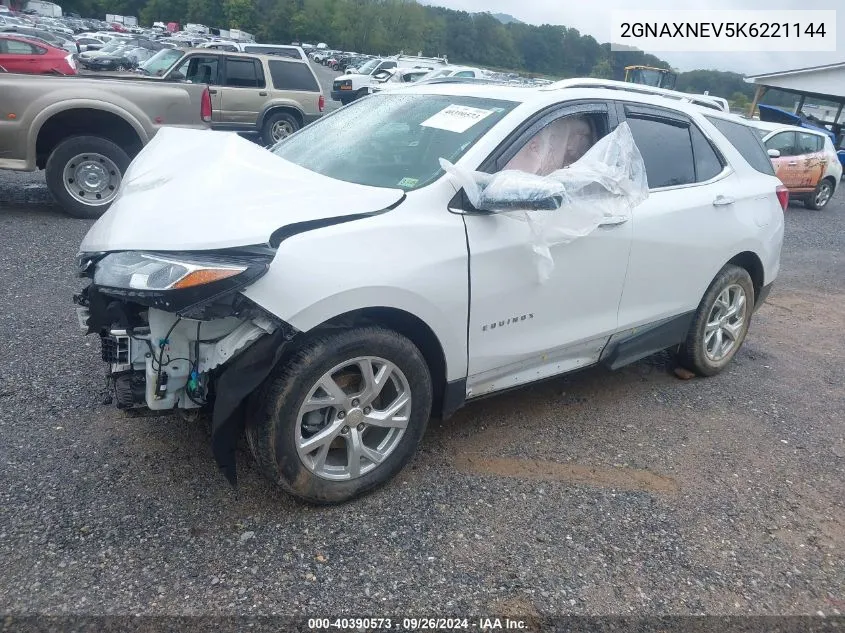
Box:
[89,250,273,318]
[94,251,246,291]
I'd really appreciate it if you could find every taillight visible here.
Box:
[201,87,212,123]
[318,94,325,112]
[776,184,789,211]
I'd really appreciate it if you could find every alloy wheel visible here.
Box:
[295,356,412,481]
[815,181,832,208]
[703,284,746,362]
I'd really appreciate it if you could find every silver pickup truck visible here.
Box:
[0,73,211,218]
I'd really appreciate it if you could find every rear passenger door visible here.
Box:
[616,103,738,329]
[219,56,266,127]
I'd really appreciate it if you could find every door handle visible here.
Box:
[258,91,268,96]
[712,195,735,206]
[787,161,797,166]
[208,88,217,94]
[598,215,629,226]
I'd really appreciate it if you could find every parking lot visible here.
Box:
[1,65,844,621]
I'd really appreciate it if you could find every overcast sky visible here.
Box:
[425,0,843,75]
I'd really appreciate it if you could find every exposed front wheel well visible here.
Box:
[291,308,449,419]
[35,109,143,169]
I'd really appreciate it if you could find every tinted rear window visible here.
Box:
[706,116,775,176]
[268,59,319,92]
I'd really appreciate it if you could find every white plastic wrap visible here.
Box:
[440,121,648,281]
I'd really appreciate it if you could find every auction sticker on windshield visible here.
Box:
[420,105,494,133]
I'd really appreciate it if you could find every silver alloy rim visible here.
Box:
[815,181,831,208]
[295,356,412,481]
[704,284,746,362]
[62,152,121,206]
[271,120,295,141]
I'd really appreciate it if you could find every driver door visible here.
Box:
[765,131,804,188]
[460,102,633,397]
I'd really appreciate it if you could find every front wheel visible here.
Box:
[676,264,754,376]
[805,178,834,210]
[246,327,432,504]
[45,135,130,219]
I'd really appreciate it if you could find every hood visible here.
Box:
[80,128,405,253]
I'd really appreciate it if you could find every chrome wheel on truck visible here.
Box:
[45,135,130,219]
[62,152,122,207]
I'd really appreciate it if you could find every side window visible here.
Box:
[173,55,219,85]
[766,132,797,157]
[224,58,264,88]
[380,61,396,70]
[626,115,695,188]
[690,124,724,181]
[454,70,475,78]
[503,112,607,176]
[704,115,775,176]
[268,60,319,91]
[4,39,38,54]
[797,132,823,154]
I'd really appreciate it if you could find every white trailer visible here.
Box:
[24,1,62,17]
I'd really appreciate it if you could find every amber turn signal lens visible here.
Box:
[171,268,242,289]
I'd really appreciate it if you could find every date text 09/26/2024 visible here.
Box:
[308,618,528,630]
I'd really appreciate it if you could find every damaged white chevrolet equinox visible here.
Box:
[75,80,785,503]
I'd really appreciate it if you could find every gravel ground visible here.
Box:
[0,85,843,625]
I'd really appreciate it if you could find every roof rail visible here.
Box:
[541,78,729,112]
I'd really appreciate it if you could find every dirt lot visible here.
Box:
[0,159,843,624]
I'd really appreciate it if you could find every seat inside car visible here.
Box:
[505,115,598,175]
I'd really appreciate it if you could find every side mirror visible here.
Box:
[372,70,390,80]
[767,148,781,158]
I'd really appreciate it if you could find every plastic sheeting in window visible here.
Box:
[440,121,649,281]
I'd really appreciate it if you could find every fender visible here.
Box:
[28,99,149,168]
[257,100,307,128]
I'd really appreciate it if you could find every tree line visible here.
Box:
[61,0,794,107]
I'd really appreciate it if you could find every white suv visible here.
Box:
[75,81,785,504]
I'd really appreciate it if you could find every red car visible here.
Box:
[0,34,77,75]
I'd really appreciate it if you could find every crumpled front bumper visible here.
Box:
[74,283,298,484]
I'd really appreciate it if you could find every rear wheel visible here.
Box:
[805,178,834,210]
[261,111,299,146]
[246,327,432,504]
[45,135,130,219]
[677,265,754,376]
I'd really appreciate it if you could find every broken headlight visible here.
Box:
[94,252,247,291]
[90,250,273,317]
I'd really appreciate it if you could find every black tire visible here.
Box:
[245,327,432,504]
[804,178,834,210]
[261,111,300,146]
[45,135,131,219]
[677,264,755,377]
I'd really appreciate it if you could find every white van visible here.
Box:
[234,43,307,61]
